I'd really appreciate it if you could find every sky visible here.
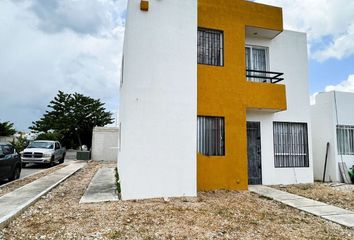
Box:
[0,0,354,131]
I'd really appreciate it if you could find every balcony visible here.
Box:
[246,69,284,84]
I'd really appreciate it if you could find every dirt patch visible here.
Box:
[272,183,354,211]
[0,164,65,198]
[1,163,353,240]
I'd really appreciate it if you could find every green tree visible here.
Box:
[30,91,114,149]
[36,131,63,141]
[0,121,16,136]
[10,135,28,153]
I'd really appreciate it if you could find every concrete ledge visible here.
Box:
[0,163,86,229]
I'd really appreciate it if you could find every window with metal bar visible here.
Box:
[197,28,224,66]
[197,116,225,156]
[246,46,268,82]
[273,122,309,168]
[336,125,354,155]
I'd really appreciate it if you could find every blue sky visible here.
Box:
[0,0,353,131]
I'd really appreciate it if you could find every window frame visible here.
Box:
[245,45,270,71]
[273,121,310,168]
[197,27,224,67]
[197,116,225,156]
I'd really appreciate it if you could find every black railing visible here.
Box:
[246,69,284,84]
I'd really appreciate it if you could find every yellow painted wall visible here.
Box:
[197,0,287,191]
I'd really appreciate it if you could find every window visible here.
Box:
[197,116,225,156]
[273,122,309,168]
[337,125,354,155]
[2,145,13,155]
[246,46,268,82]
[197,28,224,66]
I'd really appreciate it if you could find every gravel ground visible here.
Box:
[272,183,354,211]
[0,164,65,198]
[1,163,353,240]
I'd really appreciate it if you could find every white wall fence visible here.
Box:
[91,127,119,161]
[0,136,15,143]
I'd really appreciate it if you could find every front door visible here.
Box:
[247,122,262,185]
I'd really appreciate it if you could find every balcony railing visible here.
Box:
[246,69,284,84]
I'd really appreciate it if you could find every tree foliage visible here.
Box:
[30,91,114,149]
[0,121,16,136]
[10,135,28,153]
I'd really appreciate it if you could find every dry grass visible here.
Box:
[272,183,354,211]
[1,163,353,240]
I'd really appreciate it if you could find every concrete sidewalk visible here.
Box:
[80,167,118,204]
[249,185,354,229]
[0,162,86,228]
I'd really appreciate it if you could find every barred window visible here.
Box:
[197,116,225,156]
[273,122,309,168]
[197,28,224,66]
[337,125,354,155]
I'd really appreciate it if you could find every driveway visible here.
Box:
[0,159,76,186]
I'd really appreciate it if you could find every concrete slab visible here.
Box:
[281,198,326,208]
[322,214,354,229]
[249,185,354,229]
[0,162,85,228]
[300,205,353,216]
[80,167,118,203]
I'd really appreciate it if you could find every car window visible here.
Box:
[28,141,54,149]
[2,145,13,155]
[55,143,60,149]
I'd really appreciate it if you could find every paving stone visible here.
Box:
[322,214,354,229]
[249,185,354,229]
[0,163,85,228]
[80,167,118,203]
[300,205,353,216]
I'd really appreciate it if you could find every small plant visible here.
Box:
[115,167,121,200]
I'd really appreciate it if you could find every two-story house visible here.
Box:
[118,0,313,200]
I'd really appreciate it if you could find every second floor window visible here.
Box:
[197,28,224,66]
[246,46,269,82]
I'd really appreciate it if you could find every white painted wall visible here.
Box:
[119,0,197,200]
[91,127,119,161]
[246,30,314,185]
[312,91,354,182]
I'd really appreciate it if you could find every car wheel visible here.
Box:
[48,157,55,168]
[59,154,65,164]
[9,164,21,181]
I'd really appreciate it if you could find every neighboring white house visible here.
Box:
[312,91,354,182]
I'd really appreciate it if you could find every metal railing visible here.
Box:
[246,69,284,84]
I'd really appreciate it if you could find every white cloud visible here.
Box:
[254,0,354,61]
[0,0,127,130]
[324,74,354,92]
[313,24,354,62]
[310,74,354,105]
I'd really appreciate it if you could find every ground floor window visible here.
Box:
[337,125,354,155]
[197,116,225,156]
[273,122,309,168]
